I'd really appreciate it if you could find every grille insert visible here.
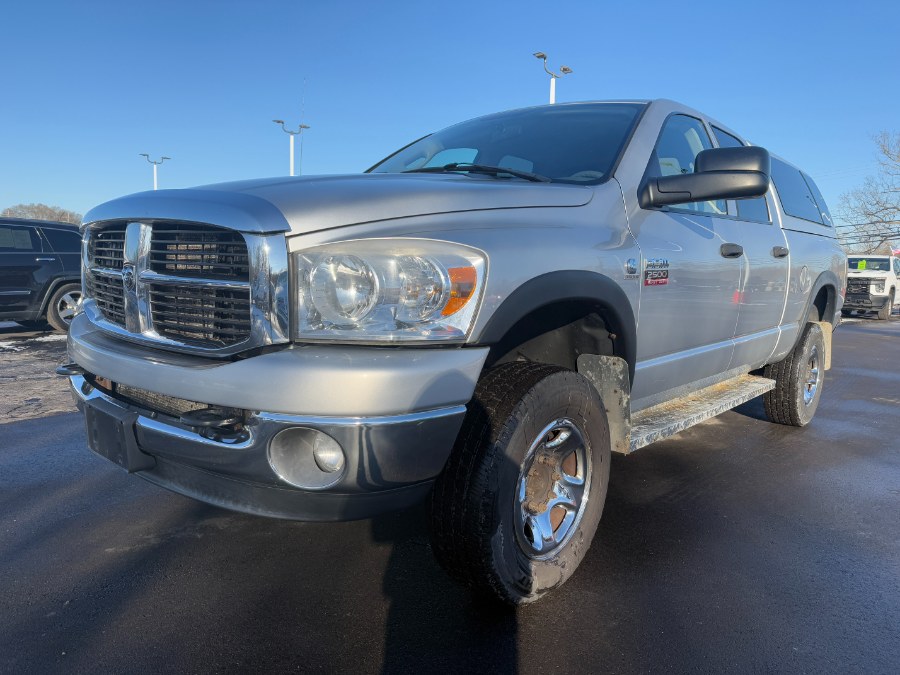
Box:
[86,271,126,326]
[149,283,252,347]
[150,224,249,280]
[88,225,126,270]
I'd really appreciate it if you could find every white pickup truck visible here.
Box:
[843,254,899,320]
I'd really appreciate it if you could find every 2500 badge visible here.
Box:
[644,269,669,286]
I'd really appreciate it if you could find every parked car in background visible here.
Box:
[843,254,899,320]
[0,217,82,331]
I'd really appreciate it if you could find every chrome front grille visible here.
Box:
[82,220,288,356]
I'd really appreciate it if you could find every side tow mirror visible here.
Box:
[640,146,771,209]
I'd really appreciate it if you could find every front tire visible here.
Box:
[430,362,611,605]
[763,323,825,427]
[46,283,82,332]
[877,290,894,320]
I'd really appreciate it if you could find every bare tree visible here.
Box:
[836,132,900,253]
[1,203,83,225]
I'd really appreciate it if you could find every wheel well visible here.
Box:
[486,300,620,373]
[38,278,81,315]
[811,285,835,322]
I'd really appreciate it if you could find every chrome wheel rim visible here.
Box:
[803,344,821,405]
[57,291,81,324]
[515,418,591,559]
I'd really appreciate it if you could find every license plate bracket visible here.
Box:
[83,398,156,472]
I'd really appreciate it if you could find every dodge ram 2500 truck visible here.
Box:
[63,99,846,604]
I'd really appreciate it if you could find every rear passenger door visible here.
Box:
[710,127,790,370]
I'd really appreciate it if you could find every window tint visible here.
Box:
[801,172,833,227]
[771,158,823,223]
[0,225,41,252]
[41,227,81,253]
[712,126,770,222]
[649,115,724,215]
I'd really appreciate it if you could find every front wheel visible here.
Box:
[46,283,82,332]
[430,362,611,605]
[763,323,825,427]
[877,290,895,320]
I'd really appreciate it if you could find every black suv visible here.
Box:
[0,217,82,331]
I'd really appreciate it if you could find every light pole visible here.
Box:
[533,52,573,104]
[273,119,311,176]
[139,154,171,190]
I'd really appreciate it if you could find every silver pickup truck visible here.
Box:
[63,99,846,604]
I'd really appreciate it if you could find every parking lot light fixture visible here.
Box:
[139,154,171,190]
[533,51,573,104]
[273,119,311,176]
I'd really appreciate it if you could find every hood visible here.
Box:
[83,173,593,234]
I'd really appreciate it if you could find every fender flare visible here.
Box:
[38,276,82,316]
[473,270,637,382]
[804,269,841,325]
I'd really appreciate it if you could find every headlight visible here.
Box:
[293,239,486,342]
[872,280,886,293]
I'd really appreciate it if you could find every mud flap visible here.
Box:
[814,321,833,370]
[576,354,631,455]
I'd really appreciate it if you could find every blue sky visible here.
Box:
[1,0,897,219]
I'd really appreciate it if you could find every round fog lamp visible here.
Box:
[268,427,347,490]
[313,434,345,473]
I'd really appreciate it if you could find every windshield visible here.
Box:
[368,103,646,184]
[849,257,890,271]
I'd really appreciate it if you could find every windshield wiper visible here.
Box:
[404,162,551,183]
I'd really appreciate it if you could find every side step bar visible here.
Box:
[576,355,775,455]
[629,374,775,452]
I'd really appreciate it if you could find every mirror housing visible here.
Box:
[640,146,771,209]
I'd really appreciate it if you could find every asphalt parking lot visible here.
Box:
[1,318,898,674]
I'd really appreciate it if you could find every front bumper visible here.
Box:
[843,293,891,310]
[71,374,468,521]
[66,314,489,521]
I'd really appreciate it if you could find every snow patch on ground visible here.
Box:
[32,334,67,343]
[0,341,26,352]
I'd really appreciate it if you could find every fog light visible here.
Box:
[268,427,347,490]
[313,435,345,473]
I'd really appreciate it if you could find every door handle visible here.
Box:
[771,246,789,258]
[720,243,744,258]
[35,257,56,262]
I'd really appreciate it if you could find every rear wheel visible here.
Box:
[763,323,825,427]
[46,283,82,332]
[430,362,611,604]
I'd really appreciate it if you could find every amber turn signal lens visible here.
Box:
[442,266,478,316]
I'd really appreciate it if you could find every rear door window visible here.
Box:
[770,159,824,224]
[711,126,770,223]
[41,228,82,253]
[800,172,833,227]
[0,225,41,252]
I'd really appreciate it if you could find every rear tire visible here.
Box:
[430,362,611,605]
[763,323,825,427]
[46,283,81,332]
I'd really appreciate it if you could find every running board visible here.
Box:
[629,374,775,452]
